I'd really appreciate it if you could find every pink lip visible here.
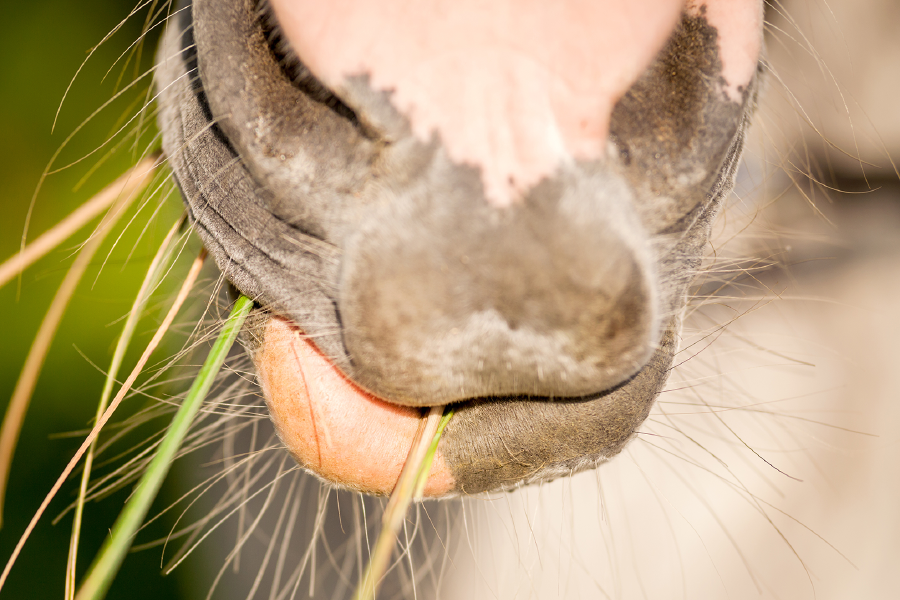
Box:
[253,315,455,496]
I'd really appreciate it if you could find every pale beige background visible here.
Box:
[437,1,900,597]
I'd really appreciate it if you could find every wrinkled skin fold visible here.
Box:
[156,0,760,494]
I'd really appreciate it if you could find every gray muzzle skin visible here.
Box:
[156,0,756,493]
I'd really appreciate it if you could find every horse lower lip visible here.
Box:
[252,314,455,496]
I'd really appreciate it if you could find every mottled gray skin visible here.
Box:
[156,0,756,493]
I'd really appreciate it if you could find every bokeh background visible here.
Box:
[1,1,898,599]
[0,1,196,597]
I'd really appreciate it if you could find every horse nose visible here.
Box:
[338,169,660,406]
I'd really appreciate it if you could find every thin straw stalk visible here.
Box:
[74,294,254,600]
[65,216,185,600]
[353,405,452,600]
[413,409,453,500]
[0,162,156,527]
[0,249,206,594]
[0,155,158,290]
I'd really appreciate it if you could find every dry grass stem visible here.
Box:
[0,155,159,290]
[0,247,206,594]
[354,405,447,600]
[0,159,160,527]
[64,216,184,600]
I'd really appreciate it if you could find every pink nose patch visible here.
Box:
[269,0,685,207]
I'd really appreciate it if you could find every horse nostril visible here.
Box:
[338,169,660,406]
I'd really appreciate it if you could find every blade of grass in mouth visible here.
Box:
[74,294,254,600]
[354,405,454,600]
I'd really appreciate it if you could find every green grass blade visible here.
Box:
[74,294,254,600]
[65,217,184,600]
[413,408,454,500]
[354,404,452,600]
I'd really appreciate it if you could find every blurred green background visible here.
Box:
[0,1,201,597]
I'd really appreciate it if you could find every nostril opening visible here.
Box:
[256,0,381,140]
